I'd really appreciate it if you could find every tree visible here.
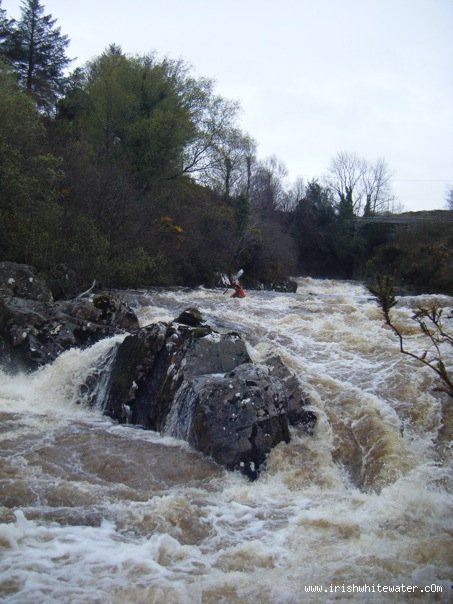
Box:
[327,151,367,216]
[66,46,195,185]
[290,180,349,276]
[281,177,305,212]
[56,47,251,287]
[199,127,256,199]
[368,275,453,399]
[8,0,71,112]
[446,187,453,210]
[0,0,14,56]
[181,79,241,178]
[249,156,289,215]
[362,157,395,216]
[0,64,63,267]
[327,152,395,217]
[367,220,453,294]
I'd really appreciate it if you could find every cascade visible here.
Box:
[0,278,451,603]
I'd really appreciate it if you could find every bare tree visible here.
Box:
[249,156,289,214]
[280,177,305,212]
[362,157,395,215]
[368,274,453,399]
[326,152,396,217]
[446,187,453,210]
[326,151,367,216]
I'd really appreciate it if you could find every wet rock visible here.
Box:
[92,292,139,332]
[0,262,53,302]
[101,308,315,478]
[263,354,317,432]
[102,318,250,430]
[170,364,291,479]
[0,289,139,372]
[175,307,204,327]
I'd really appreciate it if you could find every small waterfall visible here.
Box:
[163,380,198,440]
[0,335,124,418]
[75,338,123,411]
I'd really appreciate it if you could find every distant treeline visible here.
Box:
[1,1,452,296]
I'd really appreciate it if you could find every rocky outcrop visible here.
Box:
[0,262,53,302]
[0,264,316,478]
[0,295,138,371]
[101,308,315,478]
[170,364,292,478]
[102,308,250,429]
[0,264,139,371]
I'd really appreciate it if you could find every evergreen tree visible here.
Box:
[0,1,14,57]
[9,0,71,112]
[337,188,355,220]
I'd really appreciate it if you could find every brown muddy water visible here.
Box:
[1,278,452,603]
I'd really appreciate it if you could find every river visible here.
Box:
[0,278,452,603]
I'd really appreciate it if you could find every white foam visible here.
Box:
[1,280,452,603]
[0,335,124,418]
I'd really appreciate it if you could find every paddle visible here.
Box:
[222,269,244,294]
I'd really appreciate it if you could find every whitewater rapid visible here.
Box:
[0,278,452,603]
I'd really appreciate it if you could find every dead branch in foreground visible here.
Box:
[368,274,453,399]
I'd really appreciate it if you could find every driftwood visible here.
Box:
[77,280,97,298]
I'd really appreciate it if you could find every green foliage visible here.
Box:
[57,214,110,288]
[61,47,193,186]
[234,218,297,287]
[234,194,251,235]
[182,81,242,178]
[0,11,299,292]
[337,189,355,220]
[2,2,448,296]
[6,0,71,112]
[108,247,163,288]
[0,64,63,268]
[290,180,355,278]
[147,180,237,286]
[0,1,14,52]
[290,179,452,293]
[368,222,453,295]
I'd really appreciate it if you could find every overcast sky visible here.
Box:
[4,0,453,211]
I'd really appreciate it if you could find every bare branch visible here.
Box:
[368,275,453,398]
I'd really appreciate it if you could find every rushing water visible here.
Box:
[0,278,452,603]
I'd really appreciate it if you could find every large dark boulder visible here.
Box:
[0,289,139,372]
[170,364,291,478]
[101,308,315,478]
[102,314,250,430]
